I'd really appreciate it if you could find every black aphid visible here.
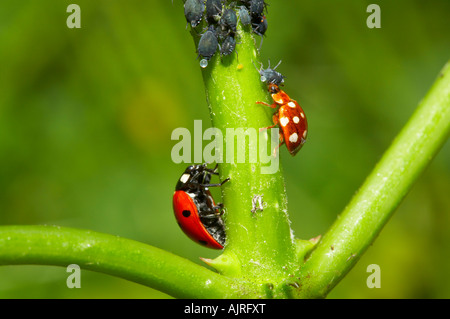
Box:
[205,0,223,24]
[184,0,205,28]
[198,25,219,62]
[248,0,266,17]
[256,60,285,85]
[220,34,236,57]
[252,14,268,37]
[238,6,251,26]
[220,8,238,33]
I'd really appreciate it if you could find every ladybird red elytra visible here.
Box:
[173,163,229,249]
[257,83,308,156]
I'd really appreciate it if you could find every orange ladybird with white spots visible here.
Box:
[257,83,308,156]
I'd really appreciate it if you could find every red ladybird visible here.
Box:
[172,163,229,249]
[257,83,308,156]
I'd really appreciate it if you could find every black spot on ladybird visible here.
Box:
[182,210,191,217]
[199,240,208,246]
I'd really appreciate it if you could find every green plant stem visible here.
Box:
[296,61,450,298]
[0,8,448,300]
[0,225,246,298]
[0,10,299,299]
[194,22,300,294]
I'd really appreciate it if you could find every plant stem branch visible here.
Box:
[297,61,450,298]
[194,21,299,290]
[0,225,242,298]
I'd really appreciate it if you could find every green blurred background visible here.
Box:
[0,0,449,298]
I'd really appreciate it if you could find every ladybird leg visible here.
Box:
[260,113,279,132]
[259,123,277,133]
[220,177,230,185]
[272,132,285,157]
[201,177,230,188]
[212,203,225,215]
[201,212,220,219]
[272,142,283,157]
[256,101,278,109]
[203,169,219,175]
[202,183,223,188]
[204,163,219,175]
[201,203,224,218]
[214,207,225,217]
[205,194,224,215]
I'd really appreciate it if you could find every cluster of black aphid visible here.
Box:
[183,0,268,68]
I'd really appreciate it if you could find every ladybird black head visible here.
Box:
[175,163,212,191]
[267,83,280,95]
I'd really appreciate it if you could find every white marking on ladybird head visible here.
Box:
[293,116,300,124]
[180,174,190,184]
[280,117,289,127]
[288,101,296,108]
[289,132,299,143]
[275,97,284,104]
